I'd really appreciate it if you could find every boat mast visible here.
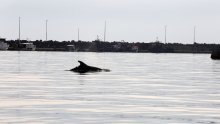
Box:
[19,17,21,43]
[104,21,106,42]
[193,26,196,43]
[46,20,48,41]
[78,28,80,41]
[156,36,159,42]
[164,25,167,44]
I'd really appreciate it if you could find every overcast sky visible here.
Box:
[0,0,220,43]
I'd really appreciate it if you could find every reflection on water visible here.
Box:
[0,51,220,123]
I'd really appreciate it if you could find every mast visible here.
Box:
[193,26,196,43]
[165,25,167,44]
[156,36,159,42]
[46,20,48,41]
[104,21,106,42]
[97,35,99,41]
[78,28,80,41]
[19,17,21,42]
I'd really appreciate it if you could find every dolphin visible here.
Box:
[70,61,110,73]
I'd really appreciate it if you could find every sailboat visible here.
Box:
[17,17,36,51]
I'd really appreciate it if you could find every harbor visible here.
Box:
[1,38,220,53]
[1,0,220,123]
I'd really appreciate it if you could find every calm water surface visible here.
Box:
[0,51,220,124]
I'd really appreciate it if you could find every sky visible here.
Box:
[0,0,220,43]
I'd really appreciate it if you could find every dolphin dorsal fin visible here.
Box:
[78,61,87,66]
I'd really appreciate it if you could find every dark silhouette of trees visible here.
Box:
[5,39,220,53]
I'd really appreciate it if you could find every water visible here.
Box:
[0,51,220,124]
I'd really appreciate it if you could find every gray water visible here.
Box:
[0,51,220,124]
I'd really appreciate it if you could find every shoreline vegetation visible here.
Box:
[1,38,220,53]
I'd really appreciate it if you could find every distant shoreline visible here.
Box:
[1,38,220,53]
[4,50,212,54]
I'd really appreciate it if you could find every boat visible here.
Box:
[19,42,36,51]
[211,50,220,60]
[16,17,36,51]
[66,44,76,51]
[0,38,9,50]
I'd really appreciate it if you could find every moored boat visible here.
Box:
[19,43,36,51]
[211,50,220,60]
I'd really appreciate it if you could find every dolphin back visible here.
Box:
[70,61,110,73]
